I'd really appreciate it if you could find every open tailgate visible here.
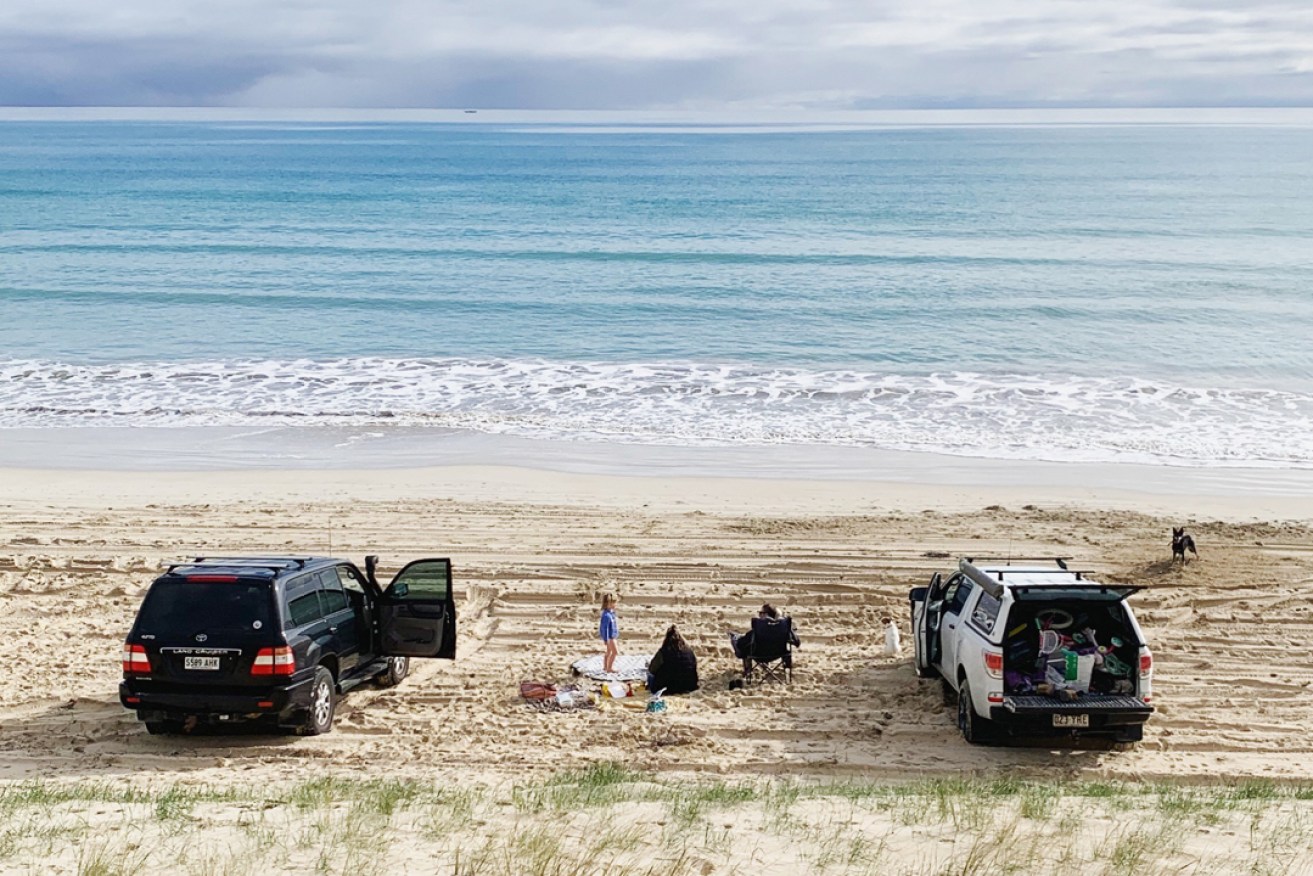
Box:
[1003,694,1153,717]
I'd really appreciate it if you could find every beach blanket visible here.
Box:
[570,654,649,682]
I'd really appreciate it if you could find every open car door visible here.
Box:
[378,558,456,659]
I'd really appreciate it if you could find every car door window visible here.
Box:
[318,571,349,614]
[940,575,961,610]
[947,579,975,615]
[336,565,366,595]
[386,559,450,601]
[286,590,325,628]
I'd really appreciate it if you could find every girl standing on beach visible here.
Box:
[599,592,619,673]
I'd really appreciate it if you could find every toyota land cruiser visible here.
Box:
[120,555,455,735]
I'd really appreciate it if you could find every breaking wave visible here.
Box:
[3,357,1312,468]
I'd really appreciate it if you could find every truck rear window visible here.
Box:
[135,579,274,635]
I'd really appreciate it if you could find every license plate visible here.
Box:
[1053,713,1089,728]
[184,656,221,671]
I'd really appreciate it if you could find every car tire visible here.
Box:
[957,678,994,745]
[300,667,336,736]
[377,656,410,688]
[145,719,184,736]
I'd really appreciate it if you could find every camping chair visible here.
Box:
[743,616,794,684]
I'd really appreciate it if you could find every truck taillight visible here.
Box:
[122,643,151,674]
[983,650,1003,678]
[1139,651,1153,675]
[251,646,295,676]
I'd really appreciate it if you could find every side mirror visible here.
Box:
[909,586,928,603]
[365,555,379,588]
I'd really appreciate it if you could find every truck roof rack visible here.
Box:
[959,558,1096,598]
[166,556,316,575]
[962,556,1077,566]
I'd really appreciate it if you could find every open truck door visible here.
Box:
[910,572,939,678]
[377,558,456,659]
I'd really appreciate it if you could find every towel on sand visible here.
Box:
[571,653,649,682]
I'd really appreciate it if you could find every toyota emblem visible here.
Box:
[195,633,208,643]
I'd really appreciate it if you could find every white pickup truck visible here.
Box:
[910,559,1154,745]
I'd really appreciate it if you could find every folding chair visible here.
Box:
[743,616,795,684]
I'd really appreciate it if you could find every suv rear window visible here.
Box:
[136,579,274,635]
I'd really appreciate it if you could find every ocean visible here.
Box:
[2,111,1312,472]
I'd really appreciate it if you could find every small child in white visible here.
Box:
[882,616,901,657]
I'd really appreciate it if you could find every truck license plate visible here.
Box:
[1053,713,1089,728]
[184,656,221,671]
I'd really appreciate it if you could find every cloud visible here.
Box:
[0,0,1309,108]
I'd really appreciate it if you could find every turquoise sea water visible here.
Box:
[2,114,1312,468]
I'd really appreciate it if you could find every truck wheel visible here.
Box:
[957,678,994,745]
[300,667,336,736]
[1113,726,1143,750]
[377,656,410,688]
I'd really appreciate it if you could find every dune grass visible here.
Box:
[1,769,1312,875]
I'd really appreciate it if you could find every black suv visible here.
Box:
[120,555,455,735]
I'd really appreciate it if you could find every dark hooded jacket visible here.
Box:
[648,641,698,694]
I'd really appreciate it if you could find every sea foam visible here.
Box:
[3,357,1310,468]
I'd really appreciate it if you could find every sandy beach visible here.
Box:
[2,460,1312,872]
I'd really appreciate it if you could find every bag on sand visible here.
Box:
[520,681,557,701]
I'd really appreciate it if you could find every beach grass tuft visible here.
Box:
[3,773,1313,874]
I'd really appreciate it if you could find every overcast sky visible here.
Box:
[2,0,1311,109]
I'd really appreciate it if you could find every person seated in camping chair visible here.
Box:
[729,603,800,679]
[647,625,699,694]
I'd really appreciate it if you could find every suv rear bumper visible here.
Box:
[120,676,315,723]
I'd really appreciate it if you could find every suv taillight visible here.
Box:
[983,650,1003,678]
[251,646,295,676]
[122,643,151,674]
[1139,651,1153,675]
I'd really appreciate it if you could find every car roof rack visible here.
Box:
[166,556,316,575]
[959,558,1096,598]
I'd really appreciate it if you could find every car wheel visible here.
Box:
[145,719,184,736]
[300,667,336,736]
[378,656,410,688]
[957,678,992,745]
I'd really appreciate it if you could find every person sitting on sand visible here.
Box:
[728,603,800,663]
[647,625,699,694]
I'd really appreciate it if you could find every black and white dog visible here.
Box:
[1172,527,1198,562]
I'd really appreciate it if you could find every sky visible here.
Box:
[1,0,1311,109]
